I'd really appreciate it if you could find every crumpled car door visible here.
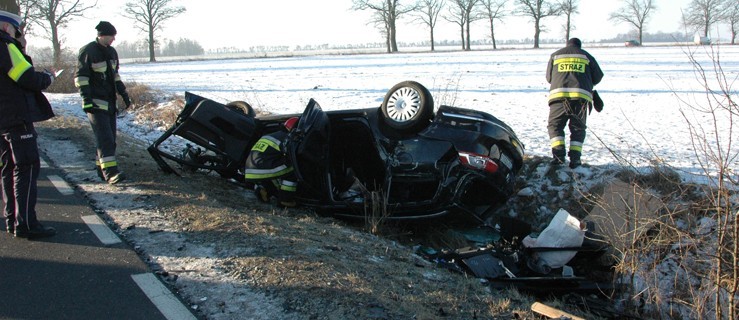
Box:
[284,99,330,200]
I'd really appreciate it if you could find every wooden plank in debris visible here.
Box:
[531,302,585,320]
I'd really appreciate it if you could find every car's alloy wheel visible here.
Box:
[381,81,434,133]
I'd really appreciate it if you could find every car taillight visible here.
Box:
[458,152,498,173]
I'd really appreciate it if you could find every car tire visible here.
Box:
[381,81,434,133]
[226,101,256,117]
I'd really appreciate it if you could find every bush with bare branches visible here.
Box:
[600,44,738,319]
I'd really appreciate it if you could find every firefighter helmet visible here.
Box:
[284,117,298,131]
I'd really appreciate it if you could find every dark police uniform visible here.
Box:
[546,38,603,168]
[0,15,55,237]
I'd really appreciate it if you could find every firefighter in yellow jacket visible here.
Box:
[546,38,603,169]
[75,21,131,184]
[244,117,299,208]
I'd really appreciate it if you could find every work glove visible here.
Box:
[593,90,604,112]
[122,94,132,110]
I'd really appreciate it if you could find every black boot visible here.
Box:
[568,150,582,169]
[14,223,56,239]
[551,148,566,165]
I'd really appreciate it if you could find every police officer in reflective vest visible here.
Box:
[75,21,131,184]
[244,117,298,207]
[546,38,603,169]
[0,2,57,238]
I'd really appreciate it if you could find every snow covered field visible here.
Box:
[45,45,739,181]
[109,45,739,180]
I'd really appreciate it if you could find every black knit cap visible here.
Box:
[566,38,582,48]
[96,21,117,36]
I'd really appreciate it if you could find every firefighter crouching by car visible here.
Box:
[244,117,299,208]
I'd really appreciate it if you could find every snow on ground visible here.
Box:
[41,44,738,318]
[51,44,739,182]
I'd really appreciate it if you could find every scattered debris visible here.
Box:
[415,209,615,296]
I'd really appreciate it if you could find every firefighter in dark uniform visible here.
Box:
[75,21,131,184]
[244,117,299,208]
[546,38,603,168]
[0,2,57,238]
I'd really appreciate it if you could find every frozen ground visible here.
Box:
[38,44,739,319]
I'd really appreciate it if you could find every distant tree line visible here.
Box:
[352,0,739,53]
[12,0,739,68]
[116,38,204,59]
[196,29,693,57]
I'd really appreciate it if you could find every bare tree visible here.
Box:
[478,0,507,49]
[728,1,739,44]
[30,0,96,67]
[444,2,466,50]
[609,0,656,45]
[514,0,561,48]
[445,0,481,51]
[413,0,445,51]
[684,0,727,38]
[15,0,40,34]
[123,0,185,62]
[353,0,418,53]
[559,0,578,41]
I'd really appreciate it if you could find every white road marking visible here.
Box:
[80,215,122,245]
[131,273,197,320]
[47,175,74,195]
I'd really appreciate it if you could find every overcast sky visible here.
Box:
[26,0,721,51]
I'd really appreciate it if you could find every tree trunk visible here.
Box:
[533,19,541,48]
[51,24,62,67]
[460,27,465,50]
[389,18,398,52]
[465,21,471,51]
[703,21,709,38]
[430,29,435,51]
[148,26,156,62]
[386,30,392,53]
[491,24,497,50]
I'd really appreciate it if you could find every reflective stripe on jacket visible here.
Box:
[546,45,603,105]
[75,40,128,112]
[0,31,53,130]
[244,131,294,180]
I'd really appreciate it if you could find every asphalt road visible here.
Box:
[0,157,197,320]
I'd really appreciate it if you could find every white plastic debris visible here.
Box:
[522,208,585,271]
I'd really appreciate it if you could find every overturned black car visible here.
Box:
[148,81,525,221]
